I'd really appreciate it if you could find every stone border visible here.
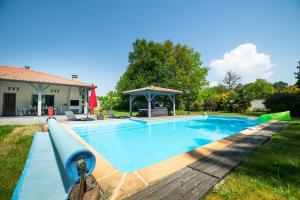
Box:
[61,118,280,200]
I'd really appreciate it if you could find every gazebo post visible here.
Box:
[169,94,176,116]
[129,94,132,116]
[147,92,151,118]
[173,94,176,116]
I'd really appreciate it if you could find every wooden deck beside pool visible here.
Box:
[125,121,287,200]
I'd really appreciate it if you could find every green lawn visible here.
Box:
[206,119,300,200]
[0,125,41,199]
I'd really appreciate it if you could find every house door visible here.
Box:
[3,93,16,116]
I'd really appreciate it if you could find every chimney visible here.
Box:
[72,74,78,80]
[24,66,31,70]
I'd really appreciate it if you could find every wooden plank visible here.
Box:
[202,154,241,179]
[126,167,193,200]
[189,134,270,171]
[188,142,242,169]
[189,154,223,173]
[260,123,284,134]
[193,135,271,178]
[181,175,218,200]
[191,147,240,170]
[188,153,217,169]
[140,168,200,199]
[161,173,218,200]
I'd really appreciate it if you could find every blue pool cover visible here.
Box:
[48,119,96,181]
[12,119,96,199]
[12,132,74,200]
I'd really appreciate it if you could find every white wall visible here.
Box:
[250,99,266,111]
[0,80,83,116]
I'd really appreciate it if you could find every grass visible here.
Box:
[0,124,41,200]
[205,119,300,200]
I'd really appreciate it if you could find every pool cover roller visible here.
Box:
[258,111,292,122]
[48,118,96,181]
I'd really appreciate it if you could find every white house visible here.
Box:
[0,65,93,116]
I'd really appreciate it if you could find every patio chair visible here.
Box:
[64,111,94,121]
[107,110,130,119]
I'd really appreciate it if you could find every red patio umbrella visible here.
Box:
[88,84,98,115]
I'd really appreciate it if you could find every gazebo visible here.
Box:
[122,86,182,118]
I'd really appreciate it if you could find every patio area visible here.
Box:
[0,114,89,125]
[0,65,92,117]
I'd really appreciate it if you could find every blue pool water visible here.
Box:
[71,116,260,172]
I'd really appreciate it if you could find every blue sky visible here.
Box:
[0,0,299,95]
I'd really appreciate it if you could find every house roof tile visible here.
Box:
[0,65,92,87]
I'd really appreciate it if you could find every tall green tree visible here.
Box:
[244,79,275,99]
[295,60,300,87]
[231,85,252,113]
[273,81,288,91]
[210,84,227,94]
[116,39,208,108]
[98,91,124,110]
[222,71,241,90]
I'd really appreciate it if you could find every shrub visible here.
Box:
[278,86,300,94]
[204,95,218,111]
[232,86,252,113]
[190,101,202,111]
[264,93,300,116]
[98,91,125,110]
[216,91,234,111]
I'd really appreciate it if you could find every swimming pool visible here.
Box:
[71,116,260,172]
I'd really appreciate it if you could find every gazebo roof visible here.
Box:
[122,86,182,95]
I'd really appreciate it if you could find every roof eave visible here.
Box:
[122,89,182,95]
[0,78,92,88]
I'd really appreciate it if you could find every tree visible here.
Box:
[295,60,300,87]
[244,79,275,99]
[116,39,208,109]
[204,95,218,111]
[216,90,234,111]
[197,84,226,107]
[98,91,124,110]
[231,85,251,113]
[210,84,227,94]
[222,71,241,90]
[273,81,288,91]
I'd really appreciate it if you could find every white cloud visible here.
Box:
[210,43,274,83]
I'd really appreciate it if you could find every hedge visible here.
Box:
[264,93,300,117]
